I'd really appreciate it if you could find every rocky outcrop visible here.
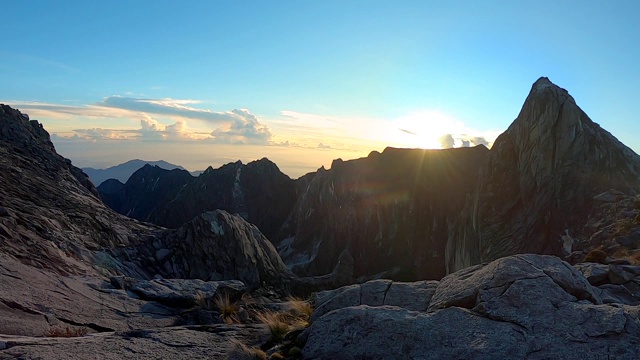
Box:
[122,278,246,308]
[0,104,160,275]
[303,254,640,359]
[112,210,297,289]
[0,253,179,337]
[311,279,438,321]
[447,78,640,272]
[99,158,296,240]
[278,146,488,280]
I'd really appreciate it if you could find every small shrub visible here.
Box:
[216,292,239,324]
[45,326,88,337]
[255,310,289,343]
[228,339,267,360]
[584,249,608,264]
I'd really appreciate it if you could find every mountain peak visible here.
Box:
[448,78,640,272]
[531,76,553,91]
[525,77,575,105]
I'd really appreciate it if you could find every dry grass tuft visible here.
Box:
[255,310,290,343]
[287,296,314,328]
[228,338,267,360]
[45,326,89,337]
[216,292,239,324]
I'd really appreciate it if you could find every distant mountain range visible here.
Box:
[82,159,202,186]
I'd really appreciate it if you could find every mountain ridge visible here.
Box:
[82,159,201,186]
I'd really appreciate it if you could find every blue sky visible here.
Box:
[2,1,639,177]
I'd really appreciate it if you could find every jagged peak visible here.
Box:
[531,77,554,92]
[526,77,574,103]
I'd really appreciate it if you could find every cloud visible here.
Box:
[209,109,272,144]
[100,97,273,144]
[73,128,131,140]
[318,143,331,149]
[399,128,417,135]
[100,96,261,125]
[471,136,489,147]
[438,134,455,149]
[5,98,273,145]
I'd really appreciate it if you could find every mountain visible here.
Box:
[99,158,297,240]
[446,77,640,272]
[82,159,196,186]
[0,104,159,276]
[98,165,193,221]
[277,146,489,280]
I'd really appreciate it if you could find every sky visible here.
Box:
[2,1,639,178]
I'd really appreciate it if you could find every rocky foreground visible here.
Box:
[1,254,639,359]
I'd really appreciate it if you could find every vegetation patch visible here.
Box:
[44,326,89,337]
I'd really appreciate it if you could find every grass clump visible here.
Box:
[215,292,239,324]
[287,296,314,328]
[255,310,290,343]
[44,326,88,337]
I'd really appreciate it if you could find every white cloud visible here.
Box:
[209,109,272,144]
[438,134,455,149]
[4,98,273,145]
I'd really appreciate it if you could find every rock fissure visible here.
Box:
[54,317,115,333]
[381,281,393,304]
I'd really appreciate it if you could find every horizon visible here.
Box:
[2,1,639,177]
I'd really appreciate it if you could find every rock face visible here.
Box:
[113,210,296,289]
[278,146,488,280]
[303,254,640,359]
[99,158,296,240]
[0,104,160,275]
[447,78,640,272]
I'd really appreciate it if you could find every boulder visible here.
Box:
[126,278,246,307]
[312,279,438,321]
[304,254,640,359]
